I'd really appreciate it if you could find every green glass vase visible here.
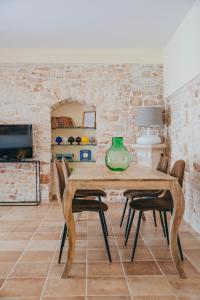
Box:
[105,137,130,171]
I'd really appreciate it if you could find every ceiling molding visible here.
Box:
[0,48,163,64]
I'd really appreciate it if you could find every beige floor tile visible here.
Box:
[150,247,172,261]
[0,278,45,297]
[0,232,7,239]
[88,262,124,277]
[88,297,131,300]
[27,240,58,251]
[123,261,161,275]
[32,232,60,240]
[11,225,38,232]
[167,275,200,297]
[178,297,200,300]
[76,233,87,240]
[0,251,21,262]
[131,297,177,300]
[0,263,14,278]
[40,220,63,226]
[0,240,29,251]
[19,219,41,225]
[158,260,199,275]
[43,278,85,297]
[53,248,87,263]
[182,239,200,249]
[184,249,200,271]
[141,230,168,240]
[0,203,200,299]
[43,297,84,300]
[145,239,169,248]
[0,215,25,221]
[115,236,144,248]
[179,231,199,239]
[48,263,86,278]
[127,275,174,296]
[9,262,50,278]
[24,214,46,221]
[87,277,129,296]
[0,226,15,232]
[87,248,120,262]
[37,225,62,233]
[119,246,154,261]
[19,250,54,263]
[4,231,33,240]
[88,237,116,248]
[65,239,87,248]
[0,298,40,300]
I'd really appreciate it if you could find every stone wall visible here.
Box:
[0,63,163,202]
[0,162,38,203]
[165,73,200,233]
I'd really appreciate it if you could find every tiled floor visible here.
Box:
[0,202,200,299]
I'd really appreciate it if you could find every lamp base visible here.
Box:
[136,134,161,145]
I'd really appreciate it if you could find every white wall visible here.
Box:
[0,48,163,64]
[164,0,200,97]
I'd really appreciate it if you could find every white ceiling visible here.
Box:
[0,0,196,48]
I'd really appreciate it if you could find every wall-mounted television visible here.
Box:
[0,124,33,160]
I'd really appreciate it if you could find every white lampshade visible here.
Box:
[136,107,163,127]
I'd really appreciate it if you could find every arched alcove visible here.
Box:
[50,99,97,199]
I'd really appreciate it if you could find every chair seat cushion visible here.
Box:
[123,189,162,198]
[129,196,173,211]
[72,199,108,212]
[75,189,106,197]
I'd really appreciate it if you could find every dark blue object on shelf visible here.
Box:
[80,149,92,161]
[55,136,62,145]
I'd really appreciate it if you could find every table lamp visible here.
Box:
[136,106,163,145]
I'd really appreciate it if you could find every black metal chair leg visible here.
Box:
[125,206,132,237]
[177,235,184,261]
[153,210,157,227]
[163,210,184,260]
[99,211,112,262]
[120,197,129,227]
[159,211,166,237]
[98,196,108,236]
[131,210,142,261]
[102,212,109,236]
[58,223,67,264]
[125,210,135,246]
[163,210,169,245]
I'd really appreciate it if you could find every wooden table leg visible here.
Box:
[169,181,186,279]
[61,182,76,278]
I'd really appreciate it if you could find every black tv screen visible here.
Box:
[0,125,33,160]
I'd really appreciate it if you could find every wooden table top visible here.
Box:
[68,164,177,182]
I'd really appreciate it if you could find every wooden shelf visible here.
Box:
[57,160,96,163]
[52,127,96,130]
[51,144,97,147]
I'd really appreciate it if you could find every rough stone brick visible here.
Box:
[165,73,200,234]
[0,63,163,204]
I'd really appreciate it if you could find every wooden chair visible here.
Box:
[53,159,112,263]
[125,160,185,261]
[62,158,108,235]
[120,154,169,237]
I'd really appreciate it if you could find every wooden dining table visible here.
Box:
[61,164,186,279]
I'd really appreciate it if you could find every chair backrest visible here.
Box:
[170,160,185,187]
[62,157,70,185]
[53,159,65,205]
[156,154,169,174]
